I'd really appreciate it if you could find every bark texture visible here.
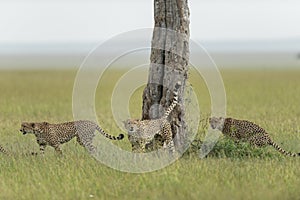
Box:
[142,0,190,152]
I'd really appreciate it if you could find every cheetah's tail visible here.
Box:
[0,145,10,156]
[271,141,300,157]
[95,126,124,140]
[163,82,181,119]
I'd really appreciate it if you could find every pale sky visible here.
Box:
[0,0,300,43]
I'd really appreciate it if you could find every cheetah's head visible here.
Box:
[123,119,139,135]
[209,117,225,131]
[20,122,48,135]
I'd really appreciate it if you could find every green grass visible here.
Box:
[1,68,300,200]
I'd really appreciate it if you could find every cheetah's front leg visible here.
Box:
[39,144,46,154]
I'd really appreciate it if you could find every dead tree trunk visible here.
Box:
[142,0,190,152]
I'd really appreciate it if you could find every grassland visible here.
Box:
[1,68,300,200]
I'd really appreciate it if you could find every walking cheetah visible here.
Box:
[20,120,124,154]
[209,117,300,157]
[124,82,181,153]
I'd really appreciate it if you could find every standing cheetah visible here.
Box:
[124,82,181,153]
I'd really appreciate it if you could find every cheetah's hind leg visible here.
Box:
[249,134,270,148]
[161,122,176,155]
[85,142,97,154]
[77,136,97,154]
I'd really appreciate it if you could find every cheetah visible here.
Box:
[20,120,124,154]
[209,117,300,157]
[123,82,180,154]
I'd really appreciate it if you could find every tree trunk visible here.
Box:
[142,0,190,153]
